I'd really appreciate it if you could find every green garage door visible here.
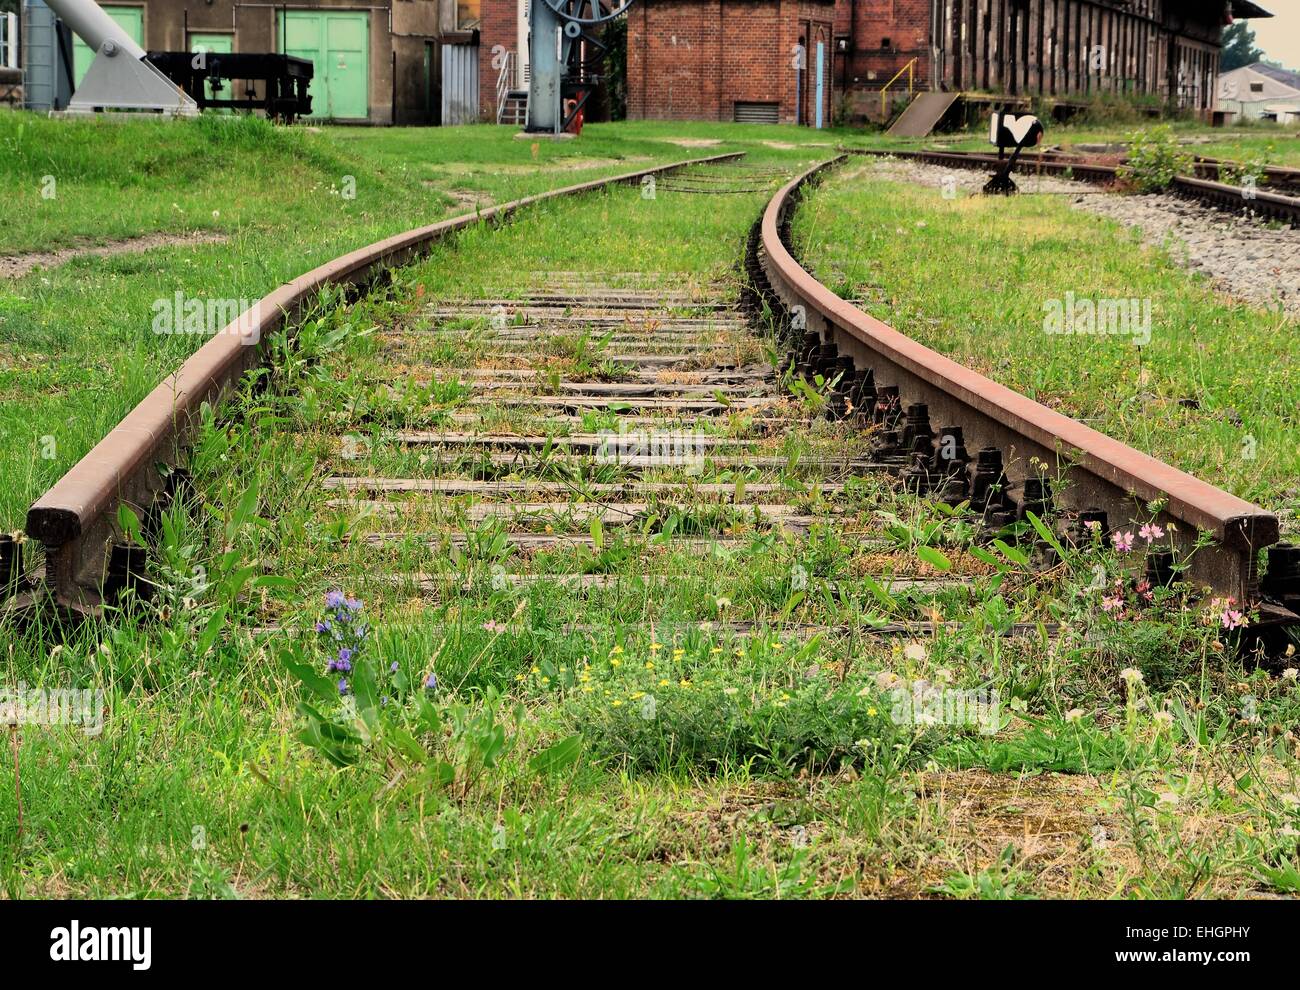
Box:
[73,5,143,86]
[279,11,369,120]
[190,33,233,106]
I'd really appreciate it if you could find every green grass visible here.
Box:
[792,159,1300,520]
[0,111,842,528]
[4,119,1300,900]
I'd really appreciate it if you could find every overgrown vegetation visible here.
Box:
[794,157,1300,516]
[3,120,1299,900]
[1118,125,1196,191]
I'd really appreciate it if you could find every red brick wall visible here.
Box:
[842,0,933,90]
[478,0,516,120]
[627,0,837,124]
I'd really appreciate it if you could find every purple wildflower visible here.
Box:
[325,590,346,609]
[424,672,438,691]
[337,678,349,696]
[338,648,353,664]
[389,661,399,674]
[315,620,331,634]
[345,597,363,612]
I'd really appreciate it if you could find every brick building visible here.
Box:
[626,0,837,124]
[23,0,1271,124]
[623,0,1274,125]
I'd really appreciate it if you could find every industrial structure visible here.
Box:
[13,0,1276,126]
[625,0,1274,128]
[20,0,483,122]
[1218,61,1300,124]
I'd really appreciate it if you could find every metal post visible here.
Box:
[525,0,561,132]
[3,12,18,69]
[814,40,824,129]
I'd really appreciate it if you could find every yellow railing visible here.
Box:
[881,57,919,118]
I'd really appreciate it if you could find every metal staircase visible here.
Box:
[495,50,528,125]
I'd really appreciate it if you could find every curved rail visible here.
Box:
[757,158,1280,604]
[23,153,742,612]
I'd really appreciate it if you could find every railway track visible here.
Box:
[849,147,1300,224]
[11,152,1299,653]
[312,267,994,636]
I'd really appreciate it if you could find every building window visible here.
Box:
[1250,82,1264,93]
[458,0,481,29]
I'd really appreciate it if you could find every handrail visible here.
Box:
[880,57,918,118]
[495,50,517,124]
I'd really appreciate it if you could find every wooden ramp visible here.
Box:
[887,91,961,137]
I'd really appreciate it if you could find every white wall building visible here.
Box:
[1218,61,1300,124]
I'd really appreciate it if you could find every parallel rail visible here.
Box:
[19,153,742,613]
[848,148,1300,223]
[755,157,1282,605]
[16,150,1294,618]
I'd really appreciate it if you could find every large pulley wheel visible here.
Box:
[542,0,634,25]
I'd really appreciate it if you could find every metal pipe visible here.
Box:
[42,0,145,60]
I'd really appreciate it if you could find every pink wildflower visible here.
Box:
[1221,608,1245,631]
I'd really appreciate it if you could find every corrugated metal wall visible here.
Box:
[22,0,72,112]
[441,42,479,124]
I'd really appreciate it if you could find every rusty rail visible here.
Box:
[848,148,1300,222]
[758,158,1280,604]
[23,153,743,612]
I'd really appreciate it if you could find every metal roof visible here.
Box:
[1231,1,1274,17]
[1251,62,1300,92]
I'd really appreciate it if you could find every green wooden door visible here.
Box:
[279,11,369,120]
[73,5,143,86]
[190,33,233,106]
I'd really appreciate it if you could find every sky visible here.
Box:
[1248,3,1300,71]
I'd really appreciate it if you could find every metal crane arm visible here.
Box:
[43,0,146,60]
[43,0,196,114]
